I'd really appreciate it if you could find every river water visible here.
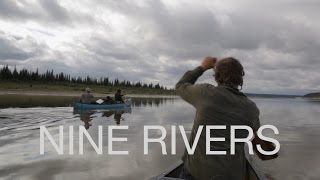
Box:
[0,95,319,180]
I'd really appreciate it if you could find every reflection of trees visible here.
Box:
[0,95,79,108]
[131,97,176,107]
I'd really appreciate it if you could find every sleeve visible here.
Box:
[250,103,261,132]
[175,66,206,107]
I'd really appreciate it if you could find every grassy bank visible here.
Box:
[0,82,175,95]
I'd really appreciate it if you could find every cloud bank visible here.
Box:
[0,0,319,95]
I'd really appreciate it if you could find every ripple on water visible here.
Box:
[0,107,76,134]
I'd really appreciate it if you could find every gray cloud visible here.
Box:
[0,0,319,94]
[38,0,70,22]
[0,0,37,20]
[0,32,32,60]
[0,0,93,26]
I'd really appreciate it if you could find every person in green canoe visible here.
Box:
[80,87,94,104]
[176,56,278,180]
[115,89,125,103]
[103,96,116,104]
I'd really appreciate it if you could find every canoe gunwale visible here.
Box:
[73,102,130,110]
[153,149,267,180]
[245,148,267,180]
[154,160,184,180]
[73,99,132,110]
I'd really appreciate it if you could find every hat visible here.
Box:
[85,87,91,92]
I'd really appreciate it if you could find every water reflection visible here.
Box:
[76,110,94,129]
[131,97,176,107]
[0,97,320,180]
[73,108,132,129]
[0,94,79,108]
[102,109,127,125]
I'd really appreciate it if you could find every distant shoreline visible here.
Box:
[303,92,320,99]
[0,81,176,96]
[0,90,304,99]
[0,90,179,98]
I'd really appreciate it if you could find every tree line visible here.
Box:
[0,65,169,90]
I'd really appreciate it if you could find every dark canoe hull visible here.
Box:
[153,153,266,180]
[73,99,132,110]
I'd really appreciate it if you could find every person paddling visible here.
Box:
[176,56,278,180]
[80,87,94,104]
[114,89,125,103]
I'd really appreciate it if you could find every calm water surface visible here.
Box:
[0,95,319,180]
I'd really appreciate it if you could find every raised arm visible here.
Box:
[175,57,217,107]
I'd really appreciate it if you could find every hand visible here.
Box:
[200,56,217,71]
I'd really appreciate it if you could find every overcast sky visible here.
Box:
[0,0,319,95]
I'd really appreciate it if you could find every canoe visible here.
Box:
[73,99,132,110]
[153,150,267,180]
